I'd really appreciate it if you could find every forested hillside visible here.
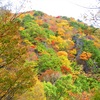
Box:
[0,10,100,100]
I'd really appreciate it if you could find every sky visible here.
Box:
[1,0,98,20]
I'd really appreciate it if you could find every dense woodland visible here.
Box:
[0,9,100,100]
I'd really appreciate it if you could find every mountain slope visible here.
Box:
[1,9,100,99]
[16,10,100,99]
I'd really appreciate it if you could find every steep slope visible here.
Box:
[17,10,100,99]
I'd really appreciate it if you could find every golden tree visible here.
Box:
[0,9,36,99]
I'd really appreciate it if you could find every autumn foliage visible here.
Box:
[61,65,71,74]
[80,51,92,60]
[57,51,68,56]
[1,8,100,100]
[39,69,61,84]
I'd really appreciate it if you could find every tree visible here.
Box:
[39,69,61,84]
[82,0,100,27]
[0,9,36,100]
[18,78,46,100]
[37,53,62,74]
[43,74,77,100]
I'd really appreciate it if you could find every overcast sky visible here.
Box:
[1,0,98,20]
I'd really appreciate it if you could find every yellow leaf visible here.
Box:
[0,58,3,63]
[19,27,24,31]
